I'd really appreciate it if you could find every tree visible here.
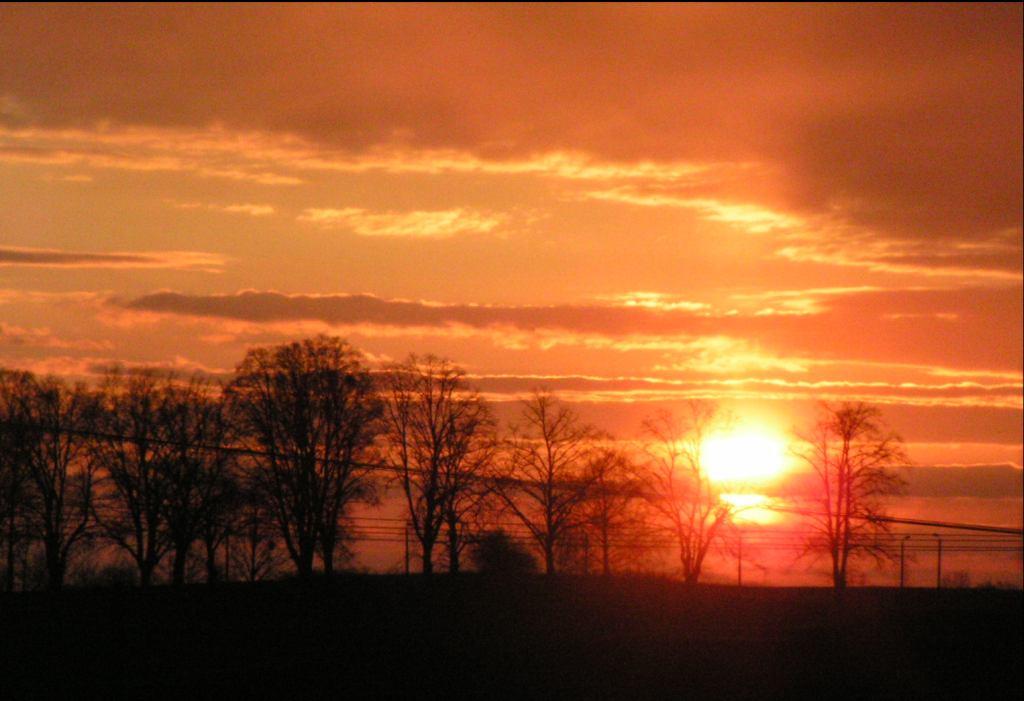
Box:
[17,375,100,590]
[0,370,34,591]
[381,355,493,575]
[158,375,237,585]
[91,369,174,587]
[581,446,645,576]
[197,470,241,584]
[494,392,600,575]
[641,401,732,584]
[470,530,537,576]
[795,402,907,590]
[226,336,380,579]
[230,488,285,582]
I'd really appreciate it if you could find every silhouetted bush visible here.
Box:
[72,561,138,588]
[470,530,536,575]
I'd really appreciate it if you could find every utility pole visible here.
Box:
[933,533,943,589]
[404,522,410,576]
[737,533,743,587]
[899,535,910,589]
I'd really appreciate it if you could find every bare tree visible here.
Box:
[641,401,732,584]
[91,369,174,587]
[17,375,100,590]
[0,370,34,591]
[226,336,380,579]
[581,446,646,576]
[381,355,493,575]
[795,402,908,590]
[441,442,494,575]
[230,491,285,582]
[159,375,237,585]
[197,472,240,584]
[494,391,600,575]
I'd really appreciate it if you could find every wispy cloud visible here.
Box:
[585,186,803,234]
[298,207,505,238]
[0,322,112,351]
[0,246,226,272]
[169,200,276,217]
[114,286,1023,378]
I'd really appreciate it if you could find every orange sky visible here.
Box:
[0,4,1021,550]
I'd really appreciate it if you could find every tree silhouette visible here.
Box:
[227,336,380,579]
[16,375,99,590]
[470,529,537,576]
[91,368,175,587]
[641,401,732,584]
[231,490,285,582]
[795,402,908,590]
[495,392,600,575]
[381,355,493,575]
[0,370,34,591]
[159,375,237,585]
[581,446,645,576]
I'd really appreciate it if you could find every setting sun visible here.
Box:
[703,430,788,484]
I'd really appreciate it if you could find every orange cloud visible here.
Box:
[0,247,226,272]
[298,207,505,238]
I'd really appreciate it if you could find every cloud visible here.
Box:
[775,234,1023,281]
[0,5,1018,274]
[298,207,504,238]
[0,128,304,185]
[586,184,1022,280]
[0,354,229,381]
[585,187,804,234]
[0,322,111,351]
[117,286,1023,373]
[903,465,1023,499]
[0,246,226,272]
[459,373,1021,410]
[170,200,276,217]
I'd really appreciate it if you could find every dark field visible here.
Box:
[1,576,1020,699]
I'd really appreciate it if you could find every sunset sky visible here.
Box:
[0,4,1020,575]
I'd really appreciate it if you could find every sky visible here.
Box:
[0,4,1021,578]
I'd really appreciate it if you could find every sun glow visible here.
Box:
[703,430,788,484]
[720,493,784,524]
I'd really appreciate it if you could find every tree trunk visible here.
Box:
[447,525,460,575]
[322,539,335,577]
[139,560,154,588]
[296,546,315,579]
[544,542,555,575]
[171,545,188,586]
[5,514,16,592]
[833,568,847,590]
[45,541,65,591]
[421,540,434,576]
[205,541,218,584]
[600,521,610,576]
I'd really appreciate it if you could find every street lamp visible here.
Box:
[899,535,911,589]
[932,533,943,589]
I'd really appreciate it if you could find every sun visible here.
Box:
[702,429,788,484]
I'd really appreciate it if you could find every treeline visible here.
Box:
[0,335,904,591]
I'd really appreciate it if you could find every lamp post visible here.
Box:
[899,534,911,589]
[932,533,943,589]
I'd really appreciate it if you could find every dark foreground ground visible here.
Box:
[1,576,1020,699]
